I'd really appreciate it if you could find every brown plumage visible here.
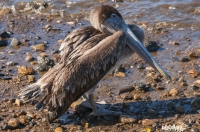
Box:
[19,5,170,122]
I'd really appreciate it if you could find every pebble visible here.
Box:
[169,88,178,96]
[6,61,15,66]
[188,52,198,58]
[118,85,134,95]
[169,41,180,46]
[10,38,20,46]
[8,118,19,128]
[142,119,156,126]
[0,40,7,47]
[176,106,185,113]
[8,50,14,54]
[19,115,29,125]
[58,39,64,43]
[156,84,165,90]
[0,31,10,38]
[188,69,199,78]
[18,65,34,75]
[85,123,89,128]
[27,75,35,82]
[120,93,133,100]
[15,99,22,106]
[34,56,55,72]
[144,40,159,52]
[136,64,144,69]
[54,127,63,132]
[194,80,200,87]
[133,94,141,100]
[133,82,148,91]
[0,8,11,16]
[120,115,137,124]
[40,52,48,57]
[115,72,125,78]
[31,44,46,51]
[146,66,154,71]
[25,52,34,62]
[180,56,190,62]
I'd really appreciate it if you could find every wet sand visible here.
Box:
[0,1,200,132]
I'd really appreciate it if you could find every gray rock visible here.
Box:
[34,56,55,72]
[0,31,10,38]
[6,61,15,66]
[0,40,7,47]
[10,38,20,46]
[144,41,159,52]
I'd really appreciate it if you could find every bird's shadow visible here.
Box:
[58,97,199,126]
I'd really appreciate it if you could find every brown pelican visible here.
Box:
[19,5,170,122]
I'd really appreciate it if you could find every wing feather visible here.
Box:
[46,30,126,122]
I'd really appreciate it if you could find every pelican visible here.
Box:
[19,5,171,122]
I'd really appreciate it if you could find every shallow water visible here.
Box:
[1,0,200,29]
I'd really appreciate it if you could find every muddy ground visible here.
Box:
[0,9,200,132]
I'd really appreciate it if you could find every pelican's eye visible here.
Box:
[111,14,117,18]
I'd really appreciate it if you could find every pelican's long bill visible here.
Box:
[101,15,171,80]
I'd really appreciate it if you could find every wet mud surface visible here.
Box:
[0,0,200,132]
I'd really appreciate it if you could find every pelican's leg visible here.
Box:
[86,86,121,116]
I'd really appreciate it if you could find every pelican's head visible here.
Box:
[90,5,171,80]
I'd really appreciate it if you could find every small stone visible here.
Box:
[0,8,11,16]
[0,40,7,47]
[146,66,154,71]
[10,38,20,46]
[27,75,35,82]
[19,115,29,125]
[0,31,10,38]
[8,50,14,54]
[136,64,144,69]
[142,119,155,126]
[169,41,180,46]
[15,99,22,106]
[85,123,89,128]
[26,111,35,119]
[188,69,199,78]
[144,40,159,52]
[25,52,34,62]
[120,115,137,124]
[180,56,190,62]
[18,65,34,75]
[54,127,63,132]
[8,118,19,128]
[30,61,38,65]
[169,88,178,96]
[115,72,125,78]
[58,39,64,43]
[6,61,15,66]
[31,44,45,51]
[133,94,141,100]
[156,84,165,90]
[133,82,148,91]
[40,52,48,57]
[194,80,200,88]
[188,52,198,58]
[67,21,76,25]
[176,106,185,113]
[120,93,133,100]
